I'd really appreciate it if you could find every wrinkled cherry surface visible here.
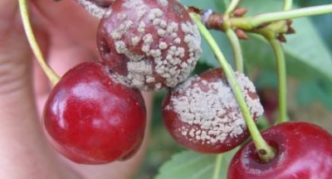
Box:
[97,0,201,90]
[162,69,263,153]
[44,62,146,164]
[228,121,332,179]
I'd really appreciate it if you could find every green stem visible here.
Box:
[225,0,241,14]
[253,4,332,26]
[212,154,223,179]
[18,0,59,85]
[225,29,244,72]
[191,13,275,162]
[268,38,288,123]
[283,0,293,11]
[231,4,332,29]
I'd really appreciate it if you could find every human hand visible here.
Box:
[0,1,150,178]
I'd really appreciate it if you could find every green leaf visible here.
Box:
[283,18,332,80]
[223,0,231,8]
[240,0,282,14]
[155,150,237,179]
[296,80,332,109]
[295,0,332,51]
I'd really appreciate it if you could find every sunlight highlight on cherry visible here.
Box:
[228,121,332,179]
[44,62,146,164]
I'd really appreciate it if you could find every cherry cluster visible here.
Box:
[45,0,202,164]
[42,0,332,178]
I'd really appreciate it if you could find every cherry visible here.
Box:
[162,68,264,153]
[257,88,278,124]
[87,0,115,7]
[44,62,146,164]
[228,121,332,179]
[97,0,202,90]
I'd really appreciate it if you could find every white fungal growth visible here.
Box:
[167,72,264,145]
[77,0,107,19]
[102,0,202,90]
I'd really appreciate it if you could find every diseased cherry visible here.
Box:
[87,0,115,7]
[44,62,146,164]
[97,0,202,90]
[228,121,332,179]
[162,68,264,153]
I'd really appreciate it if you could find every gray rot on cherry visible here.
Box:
[97,0,202,90]
[162,68,264,153]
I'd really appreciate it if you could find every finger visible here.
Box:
[33,0,99,52]
[32,0,100,78]
[0,2,80,178]
[0,2,33,104]
[30,0,100,116]
[32,28,52,117]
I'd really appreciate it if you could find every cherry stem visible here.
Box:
[224,0,244,73]
[212,154,223,179]
[268,38,288,123]
[231,4,332,30]
[190,13,275,162]
[225,0,241,14]
[18,0,59,85]
[225,29,244,72]
[283,0,293,11]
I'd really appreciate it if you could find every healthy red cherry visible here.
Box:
[97,0,202,90]
[44,62,146,164]
[228,121,332,179]
[162,68,264,153]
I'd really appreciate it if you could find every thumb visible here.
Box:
[0,2,77,178]
[0,1,33,107]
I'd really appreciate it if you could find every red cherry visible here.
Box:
[257,88,278,124]
[228,121,332,179]
[44,62,146,164]
[162,69,264,153]
[97,0,202,90]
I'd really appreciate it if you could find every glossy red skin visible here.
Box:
[228,122,332,179]
[44,62,146,164]
[162,69,260,153]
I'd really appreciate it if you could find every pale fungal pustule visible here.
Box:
[162,69,264,153]
[97,0,202,90]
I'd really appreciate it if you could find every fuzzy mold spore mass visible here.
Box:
[163,69,264,153]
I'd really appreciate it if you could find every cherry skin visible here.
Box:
[44,62,146,164]
[228,121,332,179]
[162,68,264,153]
[97,0,202,90]
[87,0,115,7]
[257,88,278,124]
